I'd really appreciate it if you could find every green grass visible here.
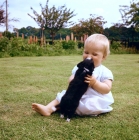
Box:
[0,54,139,140]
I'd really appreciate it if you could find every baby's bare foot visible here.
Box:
[32,103,51,116]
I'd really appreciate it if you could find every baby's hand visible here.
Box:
[85,75,97,88]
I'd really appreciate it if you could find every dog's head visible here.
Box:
[77,58,95,76]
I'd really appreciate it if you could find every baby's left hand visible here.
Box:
[85,75,97,87]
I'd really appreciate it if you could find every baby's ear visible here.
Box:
[77,61,84,68]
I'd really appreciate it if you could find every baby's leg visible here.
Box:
[32,99,59,116]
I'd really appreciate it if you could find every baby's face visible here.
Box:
[83,43,105,67]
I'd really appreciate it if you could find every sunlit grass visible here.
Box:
[0,54,139,140]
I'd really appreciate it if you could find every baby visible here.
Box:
[32,33,114,117]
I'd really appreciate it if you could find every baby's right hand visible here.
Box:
[85,75,97,88]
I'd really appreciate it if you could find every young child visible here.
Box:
[32,33,114,116]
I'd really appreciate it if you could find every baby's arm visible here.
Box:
[85,75,112,94]
[68,74,74,83]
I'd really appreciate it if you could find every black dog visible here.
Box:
[55,58,95,122]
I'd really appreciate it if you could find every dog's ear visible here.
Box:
[77,61,84,68]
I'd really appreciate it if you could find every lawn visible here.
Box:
[0,54,139,140]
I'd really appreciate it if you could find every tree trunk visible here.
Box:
[51,32,55,44]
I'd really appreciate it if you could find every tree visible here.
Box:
[0,3,5,26]
[119,0,139,31]
[104,23,139,48]
[119,0,139,45]
[28,0,76,43]
[108,23,126,40]
[70,14,106,39]
[0,0,19,31]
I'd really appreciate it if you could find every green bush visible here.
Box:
[110,41,139,54]
[110,41,122,50]
[8,38,26,57]
[0,37,139,58]
[78,41,84,48]
[2,31,14,39]
[0,37,9,52]
[44,41,63,56]
[0,36,97,57]
[62,40,77,49]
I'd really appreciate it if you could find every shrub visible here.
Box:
[44,41,63,56]
[110,41,122,50]
[110,41,139,54]
[0,37,9,52]
[78,41,84,48]
[8,38,25,57]
[62,40,77,49]
[1,36,139,58]
[2,31,14,39]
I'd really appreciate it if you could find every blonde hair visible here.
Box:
[84,34,110,58]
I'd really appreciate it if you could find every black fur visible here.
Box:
[56,58,95,121]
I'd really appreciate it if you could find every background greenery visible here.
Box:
[0,36,139,58]
[0,37,84,58]
[0,54,139,140]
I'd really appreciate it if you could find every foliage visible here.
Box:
[104,23,139,48]
[119,0,139,31]
[77,41,84,48]
[2,30,15,39]
[110,41,122,50]
[28,0,76,43]
[70,14,106,39]
[0,37,83,58]
[17,26,72,40]
[110,41,139,54]
[15,24,139,44]
[105,24,127,41]
[0,3,4,26]
[0,55,139,140]
[62,40,77,49]
[0,36,139,58]
[0,36,9,51]
[56,28,71,39]
[103,1,139,42]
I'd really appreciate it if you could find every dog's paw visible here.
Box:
[60,114,64,118]
[66,118,70,122]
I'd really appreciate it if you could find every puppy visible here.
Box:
[54,58,95,122]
